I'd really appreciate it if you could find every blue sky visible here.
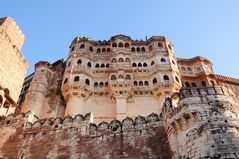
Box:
[1,0,239,78]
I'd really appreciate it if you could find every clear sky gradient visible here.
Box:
[1,0,239,78]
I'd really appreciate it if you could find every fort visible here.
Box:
[0,17,239,158]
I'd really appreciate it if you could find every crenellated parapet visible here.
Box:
[162,86,239,158]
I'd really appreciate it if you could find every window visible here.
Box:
[139,81,143,86]
[77,59,82,64]
[85,79,90,86]
[131,47,135,52]
[136,47,140,52]
[125,75,131,80]
[112,43,117,47]
[102,48,106,52]
[158,42,163,48]
[151,61,155,66]
[94,82,98,87]
[112,58,116,63]
[125,43,130,48]
[111,75,116,80]
[132,63,137,67]
[185,82,190,87]
[187,67,192,71]
[168,44,172,51]
[143,63,147,67]
[134,81,138,86]
[97,48,101,53]
[144,81,149,86]
[71,46,75,51]
[106,63,109,68]
[89,46,93,52]
[163,75,169,81]
[105,82,108,87]
[201,81,207,87]
[153,78,157,84]
[68,62,71,67]
[125,58,130,62]
[191,82,197,87]
[149,45,152,51]
[99,82,104,87]
[211,80,215,86]
[197,67,202,72]
[74,76,80,82]
[161,58,166,62]
[118,43,123,47]
[138,63,142,67]
[118,75,124,79]
[95,63,99,68]
[80,44,85,49]
[107,48,111,52]
[175,76,179,83]
[141,47,145,52]
[87,62,91,68]
[172,60,176,65]
[181,67,186,71]
[101,64,105,68]
[64,78,68,84]
[118,58,124,62]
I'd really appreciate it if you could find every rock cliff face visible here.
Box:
[0,112,172,159]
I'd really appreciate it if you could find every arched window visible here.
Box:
[106,63,109,68]
[187,67,192,71]
[101,64,105,68]
[118,75,124,79]
[143,63,147,67]
[105,82,108,87]
[168,44,172,51]
[131,47,135,52]
[201,81,207,87]
[68,62,71,67]
[132,63,137,67]
[112,58,116,63]
[138,63,142,67]
[153,78,157,84]
[87,62,91,68]
[136,47,140,52]
[94,82,98,88]
[141,47,145,52]
[112,43,117,47]
[148,45,152,51]
[107,48,111,52]
[175,76,179,83]
[185,82,190,87]
[163,75,169,81]
[80,44,85,49]
[134,81,138,86]
[85,79,90,86]
[151,61,155,66]
[95,63,99,68]
[125,75,131,80]
[139,81,143,86]
[161,58,166,62]
[125,43,130,48]
[74,76,80,82]
[118,43,123,47]
[144,81,149,86]
[125,58,130,62]
[97,48,101,53]
[89,46,93,52]
[64,78,68,84]
[102,48,106,52]
[99,82,104,87]
[191,82,197,87]
[172,60,176,65]
[111,75,116,80]
[181,67,186,71]
[77,59,82,64]
[118,58,124,63]
[211,80,215,86]
[158,42,163,48]
[71,46,75,51]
